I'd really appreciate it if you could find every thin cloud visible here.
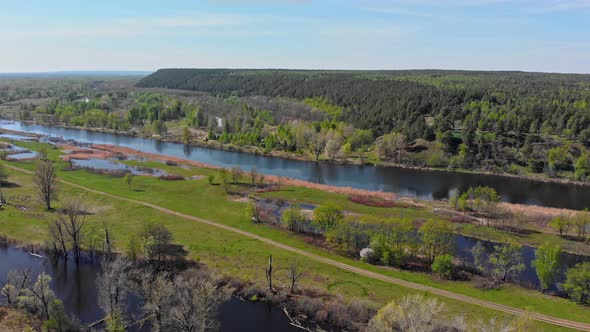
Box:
[1,13,262,41]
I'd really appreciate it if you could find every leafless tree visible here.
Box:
[140,271,175,331]
[169,270,231,332]
[103,222,114,260]
[33,161,58,210]
[258,174,265,186]
[57,198,87,262]
[230,166,241,184]
[97,257,131,321]
[286,258,307,293]
[265,254,274,292]
[85,224,102,262]
[48,218,69,258]
[250,167,258,186]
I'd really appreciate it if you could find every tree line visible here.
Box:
[137,69,590,178]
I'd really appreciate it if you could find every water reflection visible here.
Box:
[0,247,302,331]
[0,121,588,210]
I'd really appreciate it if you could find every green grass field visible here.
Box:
[0,139,586,331]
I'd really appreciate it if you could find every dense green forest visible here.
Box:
[3,69,590,182]
[136,69,590,180]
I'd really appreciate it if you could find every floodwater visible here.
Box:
[0,246,302,331]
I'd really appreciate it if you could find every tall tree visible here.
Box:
[97,258,130,325]
[532,242,562,293]
[34,161,58,210]
[312,204,343,231]
[419,220,454,264]
[56,198,87,262]
[140,271,175,332]
[286,258,307,293]
[489,242,525,282]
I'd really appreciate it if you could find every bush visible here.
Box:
[347,299,379,323]
[432,254,454,279]
[563,262,590,304]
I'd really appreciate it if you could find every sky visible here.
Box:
[1,0,589,73]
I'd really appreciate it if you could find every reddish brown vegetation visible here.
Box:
[348,194,409,208]
[59,144,114,160]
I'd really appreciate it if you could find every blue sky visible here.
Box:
[1,0,589,73]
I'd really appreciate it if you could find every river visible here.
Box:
[0,121,588,210]
[0,246,301,331]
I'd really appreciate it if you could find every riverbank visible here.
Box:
[6,119,590,189]
[0,242,347,331]
[1,146,590,331]
[3,131,589,258]
[0,307,40,332]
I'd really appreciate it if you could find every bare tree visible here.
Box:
[286,258,307,293]
[48,219,69,258]
[265,254,274,292]
[219,169,229,194]
[230,166,241,184]
[85,224,103,262]
[103,222,114,260]
[170,271,231,332]
[140,271,175,331]
[97,257,131,323]
[33,161,58,210]
[250,167,258,186]
[57,198,87,262]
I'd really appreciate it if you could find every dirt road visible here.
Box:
[8,164,590,331]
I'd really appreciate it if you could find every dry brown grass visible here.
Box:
[0,308,39,332]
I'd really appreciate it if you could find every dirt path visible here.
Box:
[7,164,590,331]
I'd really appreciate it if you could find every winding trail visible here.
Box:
[7,164,590,331]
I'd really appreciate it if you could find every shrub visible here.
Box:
[432,254,454,279]
[563,262,590,304]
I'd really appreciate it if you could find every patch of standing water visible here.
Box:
[0,246,304,332]
[2,120,590,210]
[0,142,38,159]
[72,158,167,176]
[0,133,36,140]
[8,151,38,159]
